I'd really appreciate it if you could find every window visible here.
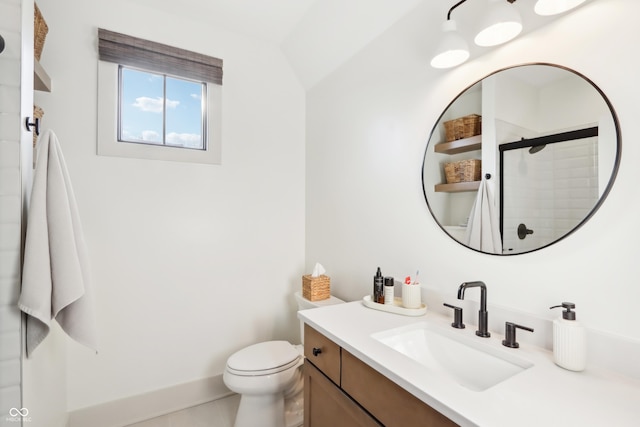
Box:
[97,29,223,164]
[119,66,206,150]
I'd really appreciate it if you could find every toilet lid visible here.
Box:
[227,341,300,375]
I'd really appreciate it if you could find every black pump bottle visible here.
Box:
[373,267,384,303]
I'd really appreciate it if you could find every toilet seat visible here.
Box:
[227,341,301,376]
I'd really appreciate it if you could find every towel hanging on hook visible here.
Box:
[19,130,98,357]
[465,177,502,254]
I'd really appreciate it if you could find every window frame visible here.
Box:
[97,29,222,165]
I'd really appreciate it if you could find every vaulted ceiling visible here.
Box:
[129,0,592,90]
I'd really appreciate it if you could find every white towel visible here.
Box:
[465,178,503,254]
[19,130,97,357]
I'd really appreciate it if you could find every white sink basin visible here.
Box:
[372,322,534,392]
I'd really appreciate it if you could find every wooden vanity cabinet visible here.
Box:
[303,322,341,384]
[304,361,382,427]
[303,324,458,427]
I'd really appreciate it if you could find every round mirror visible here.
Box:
[422,63,620,255]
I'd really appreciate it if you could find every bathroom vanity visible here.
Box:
[303,324,456,426]
[299,302,640,427]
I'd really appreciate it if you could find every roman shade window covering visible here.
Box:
[98,28,223,85]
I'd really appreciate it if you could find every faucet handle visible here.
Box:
[443,303,465,329]
[502,322,534,348]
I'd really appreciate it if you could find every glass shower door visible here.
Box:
[501,135,599,254]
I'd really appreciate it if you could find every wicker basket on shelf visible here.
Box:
[34,3,48,61]
[302,274,330,301]
[444,159,481,184]
[443,114,482,142]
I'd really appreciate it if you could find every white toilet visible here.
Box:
[223,291,345,427]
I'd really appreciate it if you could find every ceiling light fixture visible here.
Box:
[474,0,522,47]
[431,0,588,69]
[430,20,470,69]
[534,0,587,16]
[430,0,470,69]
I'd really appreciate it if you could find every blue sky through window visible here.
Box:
[120,67,204,149]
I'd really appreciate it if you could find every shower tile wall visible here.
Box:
[0,0,24,425]
[552,137,599,233]
[502,138,598,253]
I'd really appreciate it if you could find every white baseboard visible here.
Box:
[66,375,233,427]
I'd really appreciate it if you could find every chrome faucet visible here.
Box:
[457,281,490,338]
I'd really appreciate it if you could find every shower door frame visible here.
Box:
[498,126,599,253]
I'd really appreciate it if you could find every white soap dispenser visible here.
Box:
[549,302,586,372]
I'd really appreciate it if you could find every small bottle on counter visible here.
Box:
[373,267,384,303]
[384,277,394,305]
[550,302,586,372]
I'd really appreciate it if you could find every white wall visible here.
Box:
[32,0,306,412]
[306,0,640,344]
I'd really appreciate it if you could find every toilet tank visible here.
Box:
[294,291,345,344]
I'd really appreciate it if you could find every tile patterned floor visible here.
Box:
[125,394,240,427]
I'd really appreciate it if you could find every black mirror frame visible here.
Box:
[421,63,622,256]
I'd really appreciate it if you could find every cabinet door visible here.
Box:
[304,323,341,385]
[341,350,458,427]
[304,360,381,427]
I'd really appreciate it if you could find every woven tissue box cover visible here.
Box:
[302,275,330,301]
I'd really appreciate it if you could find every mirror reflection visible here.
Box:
[422,64,620,255]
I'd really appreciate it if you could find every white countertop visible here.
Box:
[298,301,640,427]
